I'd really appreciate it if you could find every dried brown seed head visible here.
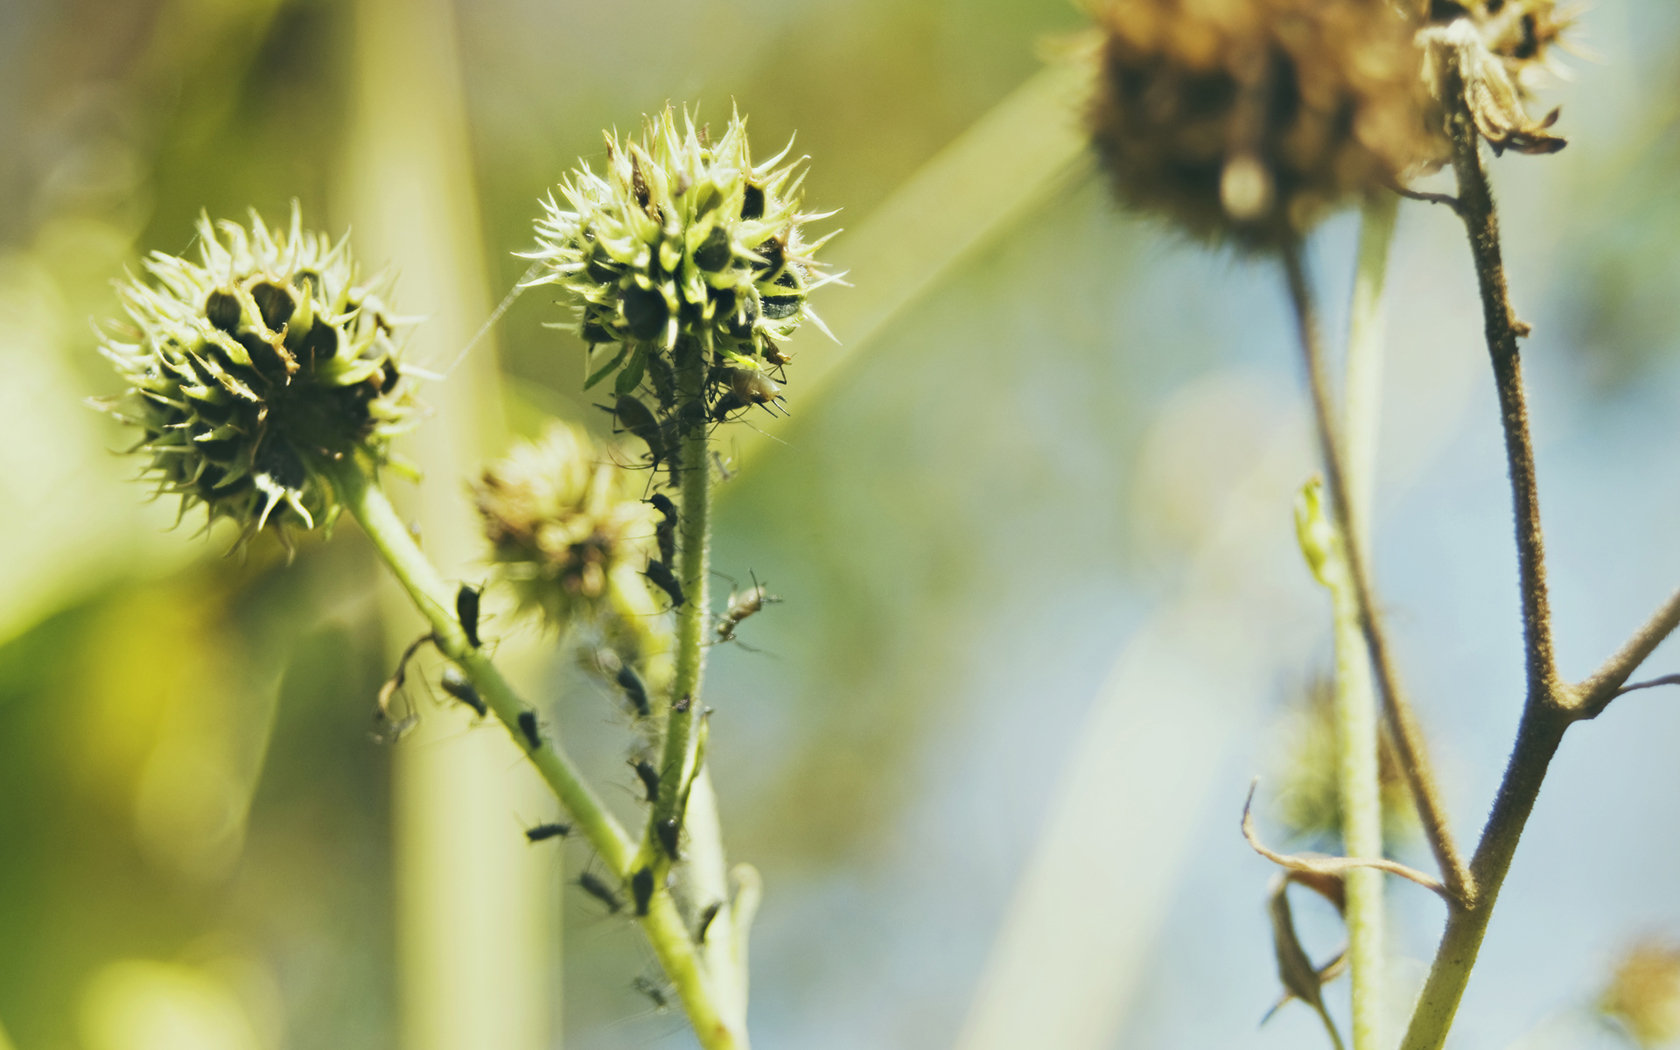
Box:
[1089,0,1437,249]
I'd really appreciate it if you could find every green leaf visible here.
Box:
[584,344,629,390]
[614,346,648,396]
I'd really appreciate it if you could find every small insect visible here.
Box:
[517,709,541,750]
[616,662,650,718]
[716,573,781,644]
[630,154,652,211]
[725,366,782,407]
[374,632,435,740]
[456,584,482,648]
[645,348,676,410]
[695,901,722,944]
[656,816,682,859]
[439,667,487,718]
[577,871,622,914]
[606,395,672,476]
[709,389,748,423]
[632,975,670,1012]
[632,758,661,803]
[630,866,655,916]
[646,493,677,565]
[644,559,685,607]
[524,822,571,843]
[672,693,692,715]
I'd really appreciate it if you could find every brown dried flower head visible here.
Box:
[1089,0,1435,248]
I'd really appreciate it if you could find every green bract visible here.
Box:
[524,105,835,408]
[98,207,415,547]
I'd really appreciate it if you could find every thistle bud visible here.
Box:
[474,424,662,643]
[523,105,835,409]
[97,206,415,547]
[1088,0,1436,248]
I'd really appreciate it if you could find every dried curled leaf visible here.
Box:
[1421,18,1566,155]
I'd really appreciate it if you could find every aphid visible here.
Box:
[607,395,671,475]
[716,573,781,644]
[646,493,677,565]
[439,667,487,718]
[672,693,692,715]
[517,709,541,750]
[726,366,781,406]
[695,901,722,944]
[374,632,434,739]
[632,975,670,1011]
[632,758,661,803]
[630,154,651,211]
[524,822,571,843]
[577,871,622,914]
[644,558,685,607]
[456,583,482,648]
[763,339,792,368]
[630,866,655,916]
[656,816,682,859]
[616,662,651,718]
[709,390,747,423]
[645,347,676,410]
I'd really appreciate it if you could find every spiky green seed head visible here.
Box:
[474,424,665,652]
[524,105,835,403]
[97,206,416,548]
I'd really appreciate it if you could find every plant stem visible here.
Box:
[1576,588,1680,717]
[1443,98,1558,706]
[639,340,751,1044]
[1396,73,1568,1050]
[652,343,714,842]
[319,454,744,1050]
[1339,193,1399,1050]
[1345,194,1398,544]
[1282,242,1472,904]
[1398,706,1568,1050]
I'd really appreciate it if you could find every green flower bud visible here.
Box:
[523,105,836,406]
[97,206,416,547]
[474,424,665,654]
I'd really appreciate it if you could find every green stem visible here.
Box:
[1399,705,1568,1050]
[1282,243,1471,904]
[653,343,714,838]
[1338,191,1398,1050]
[320,454,742,1050]
[639,343,751,1042]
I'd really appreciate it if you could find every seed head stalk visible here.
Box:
[1338,192,1399,1050]
[317,453,745,1050]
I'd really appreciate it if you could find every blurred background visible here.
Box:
[3,1,1680,1048]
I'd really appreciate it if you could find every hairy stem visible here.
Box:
[1396,77,1568,1050]
[652,344,713,839]
[1398,703,1568,1050]
[1445,102,1558,704]
[1339,192,1399,1050]
[1576,588,1680,717]
[320,455,742,1050]
[639,341,751,1042]
[1282,242,1472,903]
